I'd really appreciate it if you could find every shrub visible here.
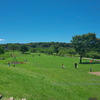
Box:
[85,52,100,59]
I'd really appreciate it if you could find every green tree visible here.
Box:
[46,48,54,55]
[8,44,18,51]
[96,38,100,52]
[19,45,29,54]
[71,33,97,63]
[0,46,5,55]
[66,48,76,56]
[30,48,36,53]
[52,45,59,55]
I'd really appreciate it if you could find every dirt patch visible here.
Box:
[89,72,100,76]
[8,62,24,64]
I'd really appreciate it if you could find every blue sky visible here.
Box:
[0,0,100,44]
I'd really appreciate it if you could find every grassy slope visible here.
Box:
[0,52,100,100]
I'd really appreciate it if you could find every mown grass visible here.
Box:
[0,52,100,100]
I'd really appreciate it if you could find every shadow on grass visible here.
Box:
[88,97,98,100]
[81,62,100,64]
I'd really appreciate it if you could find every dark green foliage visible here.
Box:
[19,45,29,54]
[86,52,100,59]
[1,42,72,54]
[66,48,76,56]
[30,48,36,53]
[58,51,66,56]
[0,46,5,55]
[52,45,59,55]
[95,38,100,53]
[58,47,77,57]
[71,33,97,63]
[8,44,18,51]
[45,48,54,55]
[26,42,71,48]
[1,37,100,60]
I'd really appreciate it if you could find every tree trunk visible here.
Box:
[80,56,82,63]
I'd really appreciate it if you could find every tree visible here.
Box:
[30,48,36,53]
[71,33,97,63]
[66,48,76,56]
[19,45,29,54]
[52,45,59,55]
[0,46,5,55]
[96,38,100,52]
[8,44,18,51]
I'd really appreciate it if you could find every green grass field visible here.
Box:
[0,52,100,100]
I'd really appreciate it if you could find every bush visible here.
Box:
[91,53,100,59]
[85,52,100,59]
[30,48,36,53]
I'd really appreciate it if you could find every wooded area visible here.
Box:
[0,33,100,63]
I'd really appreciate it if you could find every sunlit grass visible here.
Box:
[0,52,100,100]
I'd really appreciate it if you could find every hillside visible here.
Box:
[0,52,100,100]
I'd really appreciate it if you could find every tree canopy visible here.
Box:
[19,45,29,54]
[0,46,5,55]
[8,44,18,51]
[71,33,97,63]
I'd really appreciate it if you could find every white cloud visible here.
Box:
[0,39,5,41]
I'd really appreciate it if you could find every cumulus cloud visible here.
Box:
[0,39,5,41]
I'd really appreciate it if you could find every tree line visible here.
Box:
[0,42,72,55]
[0,32,100,63]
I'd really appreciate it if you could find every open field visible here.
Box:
[0,52,100,100]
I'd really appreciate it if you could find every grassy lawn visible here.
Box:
[0,52,100,100]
